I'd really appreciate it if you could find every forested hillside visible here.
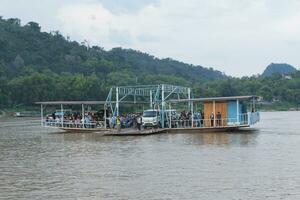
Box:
[0,17,225,107]
[0,17,300,110]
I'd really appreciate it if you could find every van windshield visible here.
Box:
[143,111,157,117]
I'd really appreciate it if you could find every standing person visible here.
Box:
[136,115,142,130]
[197,111,202,127]
[186,111,191,127]
[111,115,116,129]
[217,112,222,126]
[210,112,215,127]
[116,116,121,132]
[201,110,204,127]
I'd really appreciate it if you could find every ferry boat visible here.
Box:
[36,84,260,135]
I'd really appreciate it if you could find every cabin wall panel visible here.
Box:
[204,101,228,127]
[204,102,213,127]
[215,102,227,126]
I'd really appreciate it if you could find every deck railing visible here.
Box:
[166,112,259,129]
[42,112,259,130]
[43,120,105,129]
[248,112,260,125]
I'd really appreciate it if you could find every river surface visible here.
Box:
[0,112,300,200]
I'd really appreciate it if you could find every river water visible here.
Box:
[0,111,300,200]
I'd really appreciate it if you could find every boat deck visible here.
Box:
[59,125,251,136]
[103,128,167,136]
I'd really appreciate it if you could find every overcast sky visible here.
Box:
[1,0,299,77]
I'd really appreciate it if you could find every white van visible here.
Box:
[142,109,160,128]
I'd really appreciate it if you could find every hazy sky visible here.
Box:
[1,0,299,77]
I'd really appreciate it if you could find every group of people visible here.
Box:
[45,112,104,128]
[209,112,222,127]
[106,113,143,131]
[170,110,223,128]
[45,109,224,130]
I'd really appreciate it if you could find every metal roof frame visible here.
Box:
[167,95,259,103]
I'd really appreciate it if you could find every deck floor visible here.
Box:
[58,125,250,135]
[103,128,166,136]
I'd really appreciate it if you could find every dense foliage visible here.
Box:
[0,17,300,110]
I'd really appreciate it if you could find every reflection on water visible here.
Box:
[184,130,258,146]
[1,112,300,200]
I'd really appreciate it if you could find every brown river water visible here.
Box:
[0,111,300,200]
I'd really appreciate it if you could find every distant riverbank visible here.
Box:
[257,102,300,112]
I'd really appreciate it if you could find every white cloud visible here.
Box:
[1,0,300,76]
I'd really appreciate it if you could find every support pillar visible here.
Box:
[41,104,43,126]
[82,104,85,128]
[169,103,172,128]
[191,101,194,128]
[161,84,165,128]
[116,87,119,116]
[188,88,191,110]
[237,99,240,124]
[61,104,64,127]
[213,100,216,127]
[150,90,153,108]
[104,104,107,129]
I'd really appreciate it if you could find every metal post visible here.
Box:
[169,103,172,128]
[134,92,136,104]
[213,100,216,127]
[82,104,85,128]
[188,88,191,110]
[41,104,43,126]
[161,84,165,128]
[116,87,119,116]
[150,90,153,108]
[104,104,107,129]
[61,104,64,128]
[237,99,240,124]
[191,101,194,128]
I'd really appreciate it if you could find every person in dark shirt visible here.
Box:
[210,112,214,127]
[217,112,222,126]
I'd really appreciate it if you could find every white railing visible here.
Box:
[248,112,260,125]
[43,120,105,129]
[165,112,259,129]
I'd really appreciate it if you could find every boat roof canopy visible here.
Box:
[35,101,107,105]
[167,95,259,103]
[35,100,149,105]
[36,96,259,105]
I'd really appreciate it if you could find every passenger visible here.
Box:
[120,115,125,128]
[111,115,116,129]
[187,111,192,127]
[195,111,201,127]
[52,112,56,120]
[201,110,204,127]
[136,115,142,130]
[116,116,121,131]
[217,112,222,127]
[181,110,187,127]
[210,112,215,127]
[75,117,81,128]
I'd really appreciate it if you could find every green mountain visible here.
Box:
[0,17,225,107]
[0,18,224,81]
[262,63,297,77]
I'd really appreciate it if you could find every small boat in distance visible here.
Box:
[14,111,40,117]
